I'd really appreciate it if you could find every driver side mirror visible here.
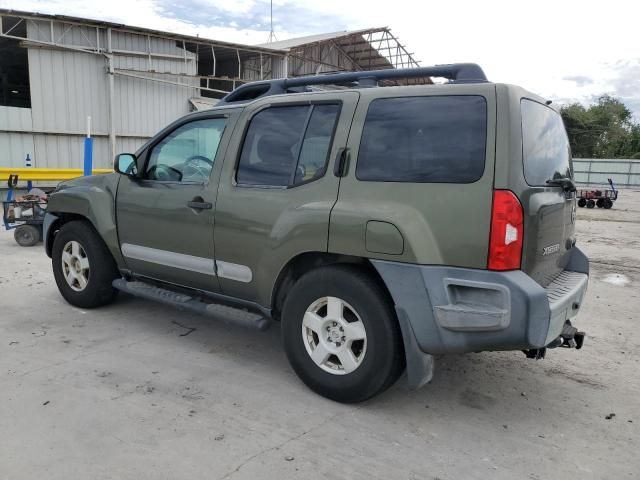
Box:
[114,153,138,177]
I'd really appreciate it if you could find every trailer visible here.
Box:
[2,175,47,246]
[577,178,618,209]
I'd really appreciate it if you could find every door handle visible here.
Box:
[187,200,212,210]
[333,148,349,177]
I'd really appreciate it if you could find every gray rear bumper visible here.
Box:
[371,247,589,388]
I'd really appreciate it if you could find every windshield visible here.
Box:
[521,99,572,186]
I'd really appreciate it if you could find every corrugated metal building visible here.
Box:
[0,9,420,170]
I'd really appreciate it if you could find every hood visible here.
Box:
[53,172,119,193]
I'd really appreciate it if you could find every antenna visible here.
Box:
[267,0,277,43]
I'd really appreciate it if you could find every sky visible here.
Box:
[2,0,639,118]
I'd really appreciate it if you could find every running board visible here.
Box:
[112,279,271,331]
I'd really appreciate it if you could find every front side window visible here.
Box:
[521,99,572,186]
[146,118,226,182]
[356,96,487,183]
[236,104,340,187]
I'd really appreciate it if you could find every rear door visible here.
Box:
[213,91,359,306]
[518,98,576,286]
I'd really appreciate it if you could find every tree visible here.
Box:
[560,95,640,159]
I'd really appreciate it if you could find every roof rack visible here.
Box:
[218,63,488,105]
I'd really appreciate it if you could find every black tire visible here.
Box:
[603,198,613,209]
[14,224,40,247]
[51,220,120,309]
[577,198,586,208]
[596,198,604,208]
[586,200,596,209]
[281,265,404,403]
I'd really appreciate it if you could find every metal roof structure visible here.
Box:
[0,8,285,56]
[258,27,421,71]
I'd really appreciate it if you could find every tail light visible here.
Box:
[488,190,523,271]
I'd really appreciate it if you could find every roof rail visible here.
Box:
[218,63,488,105]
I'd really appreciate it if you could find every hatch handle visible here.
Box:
[546,177,576,193]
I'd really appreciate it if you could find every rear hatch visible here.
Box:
[519,99,576,287]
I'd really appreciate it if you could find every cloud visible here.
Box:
[154,0,346,36]
[611,60,640,98]
[562,75,594,87]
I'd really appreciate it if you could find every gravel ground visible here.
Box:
[1,190,639,480]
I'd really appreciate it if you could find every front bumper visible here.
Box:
[371,247,589,387]
[43,212,59,257]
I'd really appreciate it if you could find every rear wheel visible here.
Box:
[14,224,40,247]
[586,199,596,209]
[282,265,404,403]
[577,198,586,207]
[52,220,120,308]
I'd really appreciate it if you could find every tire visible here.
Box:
[586,200,596,209]
[603,198,613,209]
[577,198,586,207]
[14,224,40,247]
[51,220,120,309]
[281,265,404,403]
[596,198,604,208]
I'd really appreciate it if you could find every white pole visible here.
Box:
[87,115,91,138]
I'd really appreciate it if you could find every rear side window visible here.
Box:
[521,99,572,186]
[236,104,340,187]
[356,96,487,183]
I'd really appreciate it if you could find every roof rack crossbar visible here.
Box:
[219,63,488,104]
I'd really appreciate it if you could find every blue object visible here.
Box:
[83,137,93,176]
[25,153,32,191]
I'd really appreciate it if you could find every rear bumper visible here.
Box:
[371,247,589,386]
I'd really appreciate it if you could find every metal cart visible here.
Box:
[2,174,47,246]
[577,178,618,209]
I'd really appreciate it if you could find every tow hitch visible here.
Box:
[523,320,585,359]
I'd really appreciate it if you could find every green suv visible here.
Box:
[44,64,589,403]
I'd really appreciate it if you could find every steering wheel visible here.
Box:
[148,164,182,181]
[296,164,307,181]
[182,155,213,182]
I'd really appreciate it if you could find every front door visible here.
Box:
[116,112,234,292]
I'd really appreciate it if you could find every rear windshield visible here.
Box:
[521,99,572,186]
[356,95,487,183]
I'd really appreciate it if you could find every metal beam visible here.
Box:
[113,70,228,94]
[107,27,116,161]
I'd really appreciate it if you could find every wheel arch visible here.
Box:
[45,212,87,257]
[45,175,124,266]
[270,252,394,321]
[272,252,435,391]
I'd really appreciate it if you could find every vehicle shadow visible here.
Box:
[92,292,602,427]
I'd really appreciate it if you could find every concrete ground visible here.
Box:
[1,191,639,480]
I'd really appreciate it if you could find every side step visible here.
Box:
[112,279,271,331]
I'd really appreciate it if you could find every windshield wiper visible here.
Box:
[546,177,576,192]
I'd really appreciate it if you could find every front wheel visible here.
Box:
[281,265,404,403]
[52,220,120,308]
